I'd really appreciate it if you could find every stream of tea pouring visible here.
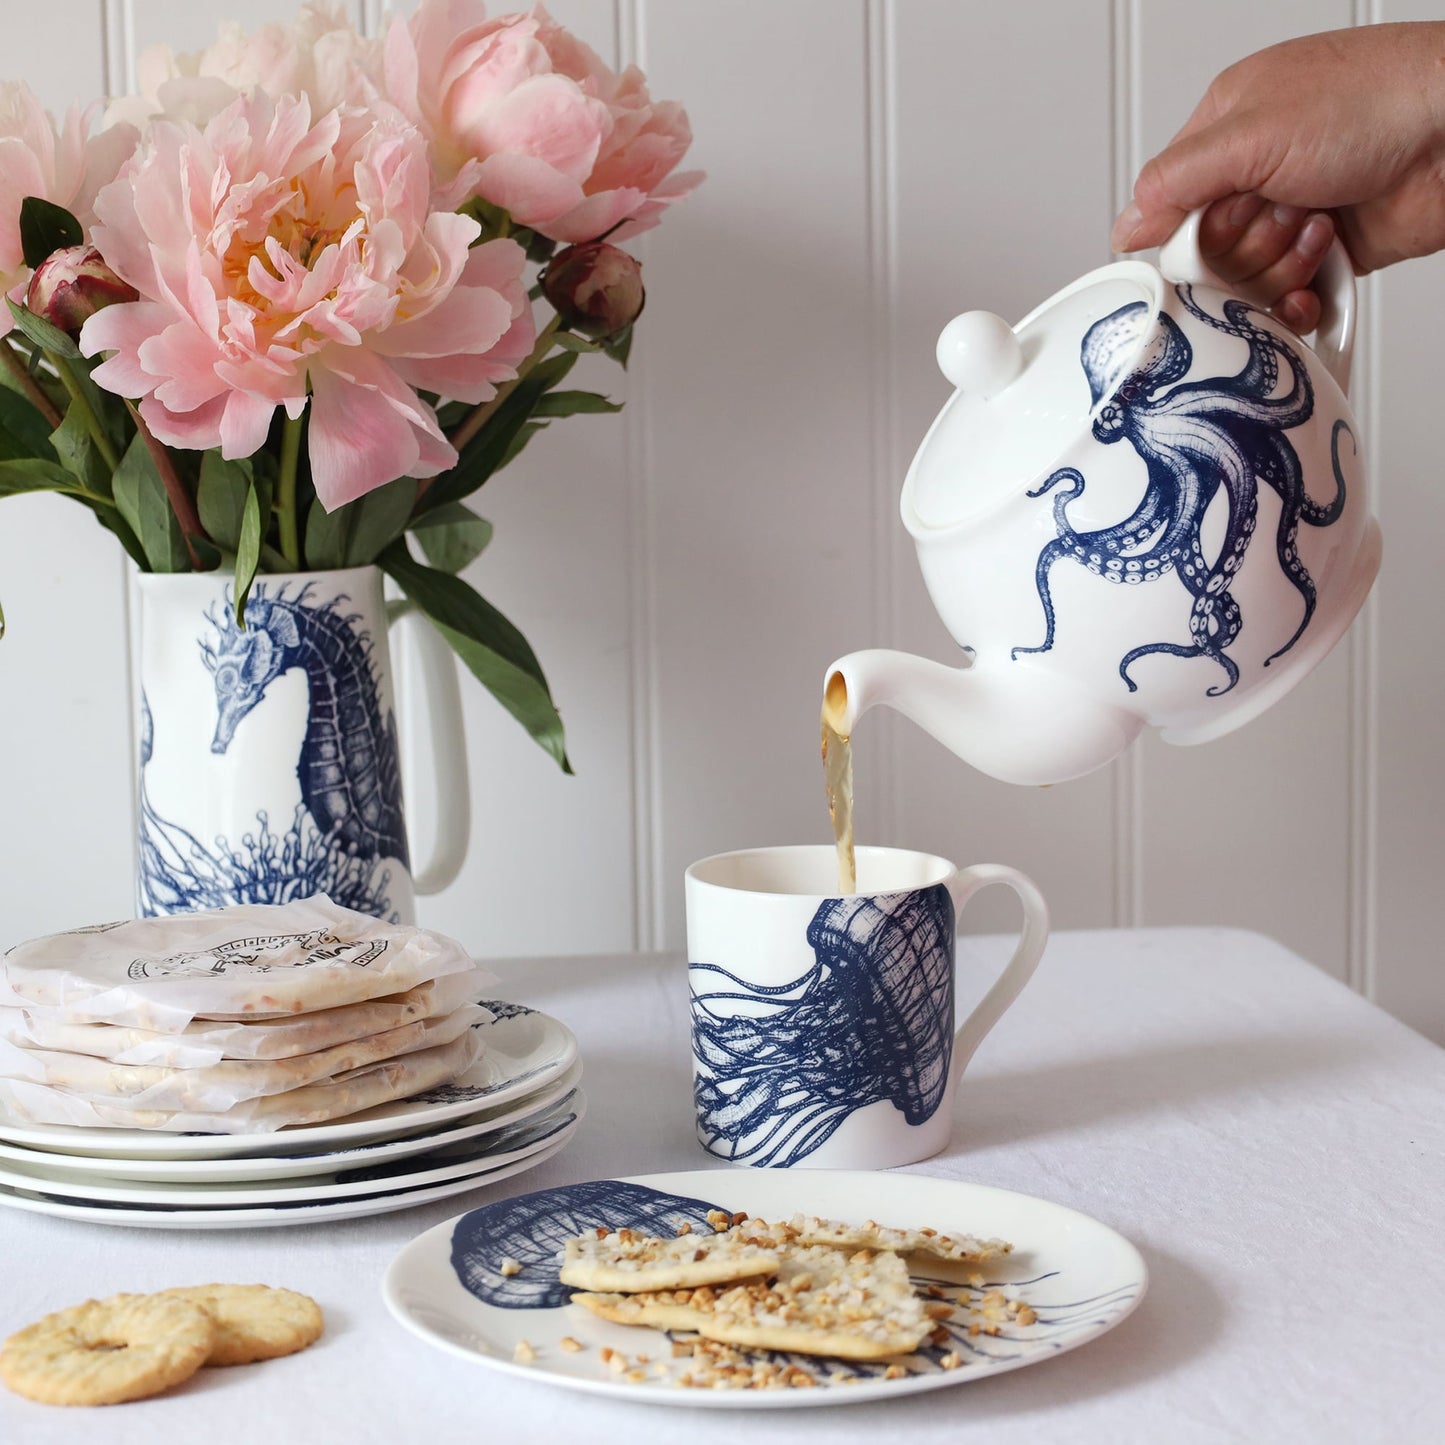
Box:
[821,671,856,894]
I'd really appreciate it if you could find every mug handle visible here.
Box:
[944,864,1050,1092]
[1157,205,1356,396]
[390,609,471,895]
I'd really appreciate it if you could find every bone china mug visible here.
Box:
[685,845,1049,1169]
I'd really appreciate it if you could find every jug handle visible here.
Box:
[1157,206,1355,396]
[391,607,471,895]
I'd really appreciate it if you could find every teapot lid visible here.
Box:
[904,261,1163,532]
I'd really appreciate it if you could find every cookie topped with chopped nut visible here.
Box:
[558,1224,781,1293]
[745,1214,1013,1265]
[571,1242,931,1360]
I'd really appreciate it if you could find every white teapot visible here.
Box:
[824,210,1382,785]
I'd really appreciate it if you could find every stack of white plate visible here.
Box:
[0,1001,582,1229]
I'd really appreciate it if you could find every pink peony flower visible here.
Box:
[385,1,702,242]
[107,1,384,133]
[79,90,534,510]
[0,82,135,337]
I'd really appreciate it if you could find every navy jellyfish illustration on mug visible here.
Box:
[690,887,955,1167]
[1011,284,1351,695]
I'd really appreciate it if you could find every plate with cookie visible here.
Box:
[382,1169,1147,1408]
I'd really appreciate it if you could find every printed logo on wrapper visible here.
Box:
[0,896,487,1033]
[124,932,388,982]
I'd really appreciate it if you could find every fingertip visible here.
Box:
[1294,211,1335,260]
[1198,193,1265,257]
[1274,289,1321,335]
[1110,201,1144,252]
[1111,203,1186,254]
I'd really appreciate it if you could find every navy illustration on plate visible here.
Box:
[1011,286,1351,695]
[451,1180,726,1309]
[690,887,955,1167]
[137,583,407,919]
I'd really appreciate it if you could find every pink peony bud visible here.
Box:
[541,242,645,339]
[25,244,138,336]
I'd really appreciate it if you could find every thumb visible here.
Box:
[1114,114,1282,251]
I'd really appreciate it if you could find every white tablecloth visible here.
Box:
[0,927,1440,1444]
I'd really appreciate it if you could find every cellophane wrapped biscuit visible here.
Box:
[0,971,484,1067]
[0,1005,486,1114]
[1,896,483,1032]
[0,1029,482,1134]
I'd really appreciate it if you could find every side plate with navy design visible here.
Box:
[383,1170,1147,1409]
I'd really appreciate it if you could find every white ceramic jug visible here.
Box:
[824,210,1381,785]
[134,565,469,922]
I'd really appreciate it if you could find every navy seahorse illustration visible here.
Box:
[690,887,955,1167]
[451,1181,727,1309]
[137,583,406,919]
[1010,286,1351,695]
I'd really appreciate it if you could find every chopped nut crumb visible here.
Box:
[559,1336,584,1353]
[513,1339,536,1363]
[499,1257,523,1277]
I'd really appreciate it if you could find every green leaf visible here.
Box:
[498,420,547,471]
[434,400,471,432]
[420,351,579,515]
[529,389,623,418]
[304,476,418,570]
[6,297,80,360]
[19,198,82,269]
[601,324,634,367]
[0,456,86,495]
[197,452,255,552]
[0,387,58,460]
[112,433,190,572]
[49,409,107,493]
[409,502,493,574]
[233,476,269,626]
[549,332,603,354]
[379,541,571,771]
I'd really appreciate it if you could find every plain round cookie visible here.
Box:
[0,1292,214,1406]
[159,1285,323,1366]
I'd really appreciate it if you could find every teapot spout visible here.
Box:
[823,650,1145,786]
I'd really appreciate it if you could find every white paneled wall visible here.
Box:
[1,1,1441,1042]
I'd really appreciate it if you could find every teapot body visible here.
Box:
[902,259,1380,759]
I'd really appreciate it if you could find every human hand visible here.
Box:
[1112,23,1445,332]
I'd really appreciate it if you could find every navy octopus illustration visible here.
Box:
[690,888,954,1167]
[1010,285,1353,695]
[137,583,407,919]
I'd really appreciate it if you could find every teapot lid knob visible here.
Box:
[936,311,1023,396]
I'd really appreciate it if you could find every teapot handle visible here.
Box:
[1157,206,1355,396]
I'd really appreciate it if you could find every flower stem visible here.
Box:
[125,402,206,570]
[0,337,63,429]
[450,316,562,453]
[276,413,304,569]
